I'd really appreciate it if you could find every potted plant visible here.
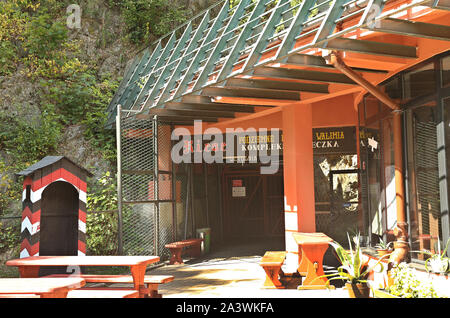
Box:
[374,238,394,258]
[374,262,440,298]
[420,238,450,274]
[317,232,389,298]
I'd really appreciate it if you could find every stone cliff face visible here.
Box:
[0,0,218,217]
[0,1,128,178]
[0,0,218,176]
[0,0,218,268]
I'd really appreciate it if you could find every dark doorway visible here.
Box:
[40,181,79,256]
[314,154,360,247]
[222,164,285,240]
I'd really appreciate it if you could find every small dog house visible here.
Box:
[16,156,92,258]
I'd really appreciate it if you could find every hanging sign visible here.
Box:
[232,179,243,187]
[232,186,246,197]
[312,126,357,154]
[359,129,380,151]
[178,130,283,164]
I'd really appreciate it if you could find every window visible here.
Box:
[441,56,450,88]
[403,63,435,100]
[360,52,450,257]
[359,97,397,247]
[384,77,402,100]
[406,105,442,259]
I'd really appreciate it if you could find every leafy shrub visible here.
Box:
[120,0,187,44]
[86,171,119,255]
[0,107,62,163]
[0,222,21,254]
[0,160,22,215]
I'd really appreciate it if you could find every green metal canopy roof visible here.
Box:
[106,0,450,127]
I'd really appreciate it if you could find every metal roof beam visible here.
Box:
[155,12,212,106]
[142,22,195,110]
[356,0,386,29]
[191,0,254,92]
[216,0,288,82]
[202,86,301,100]
[253,66,356,84]
[275,0,322,62]
[425,0,450,10]
[132,35,177,111]
[148,108,235,118]
[312,0,348,47]
[226,77,329,93]
[116,49,152,109]
[106,55,141,114]
[324,37,417,59]
[165,101,255,113]
[243,0,299,71]
[364,18,450,41]
[138,113,219,123]
[122,43,165,111]
[172,1,232,101]
[285,53,388,73]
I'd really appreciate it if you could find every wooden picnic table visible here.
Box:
[0,277,85,298]
[292,232,333,289]
[6,256,160,298]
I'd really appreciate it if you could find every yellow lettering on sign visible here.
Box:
[238,134,276,144]
[315,131,344,141]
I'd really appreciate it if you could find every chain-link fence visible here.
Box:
[116,109,191,261]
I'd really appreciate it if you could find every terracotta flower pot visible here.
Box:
[345,282,371,298]
[376,249,392,258]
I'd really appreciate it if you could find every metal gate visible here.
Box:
[222,167,284,239]
[116,107,180,259]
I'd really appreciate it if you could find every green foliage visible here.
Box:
[0,106,62,166]
[0,41,19,76]
[81,76,120,163]
[0,160,22,214]
[0,0,36,76]
[86,171,119,255]
[0,222,21,254]
[23,13,68,58]
[317,232,388,285]
[0,0,118,215]
[87,171,118,212]
[86,211,119,255]
[414,238,450,274]
[0,0,188,254]
[120,0,188,44]
[375,238,394,250]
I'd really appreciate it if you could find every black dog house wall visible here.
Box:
[16,156,92,258]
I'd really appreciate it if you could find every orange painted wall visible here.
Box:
[281,104,315,233]
[172,93,359,242]
[173,92,358,135]
[172,109,283,136]
[312,93,359,128]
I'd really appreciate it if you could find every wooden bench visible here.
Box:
[0,294,39,298]
[6,255,160,298]
[0,277,85,298]
[46,274,174,298]
[67,288,139,298]
[259,251,287,289]
[165,238,203,265]
[0,289,140,299]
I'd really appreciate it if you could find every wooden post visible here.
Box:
[392,112,410,263]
